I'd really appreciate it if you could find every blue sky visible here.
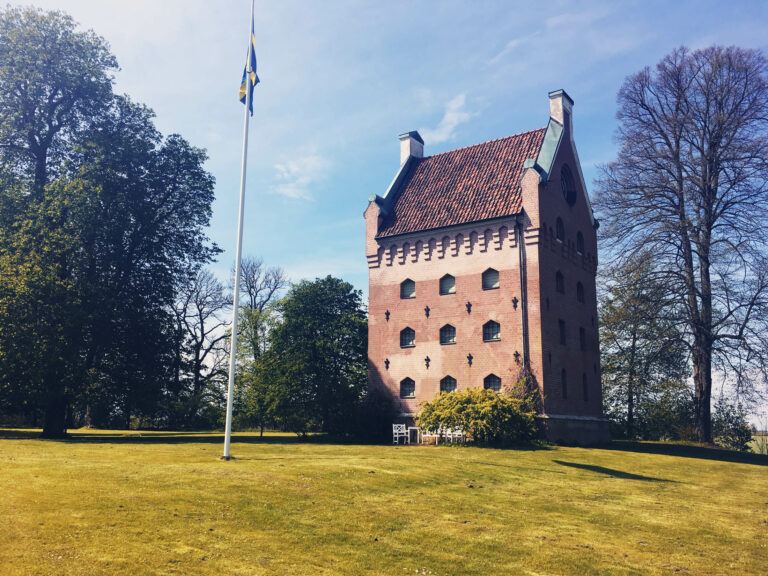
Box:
[33,0,768,296]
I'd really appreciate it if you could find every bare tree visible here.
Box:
[174,269,231,425]
[596,46,768,442]
[231,256,288,360]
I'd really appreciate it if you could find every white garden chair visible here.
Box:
[392,423,409,445]
[420,428,441,445]
[446,428,465,443]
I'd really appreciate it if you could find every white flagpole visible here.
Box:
[223,0,256,460]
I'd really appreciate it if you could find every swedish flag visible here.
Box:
[238,18,259,115]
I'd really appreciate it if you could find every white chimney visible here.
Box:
[548,89,574,130]
[399,131,424,165]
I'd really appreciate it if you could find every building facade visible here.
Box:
[364,90,610,444]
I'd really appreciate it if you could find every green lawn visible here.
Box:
[1,430,766,576]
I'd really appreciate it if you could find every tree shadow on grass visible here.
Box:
[604,440,767,467]
[553,460,677,482]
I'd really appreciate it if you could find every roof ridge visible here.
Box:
[422,126,547,160]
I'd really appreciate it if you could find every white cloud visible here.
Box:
[420,93,473,145]
[271,153,330,200]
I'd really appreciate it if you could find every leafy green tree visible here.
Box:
[0,7,218,435]
[0,178,86,433]
[635,380,696,441]
[263,276,367,435]
[0,7,116,195]
[599,252,689,438]
[229,257,287,435]
[712,398,754,452]
[70,97,218,430]
[234,305,281,435]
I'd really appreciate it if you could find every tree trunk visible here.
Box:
[33,149,48,197]
[41,382,67,438]
[627,331,637,439]
[693,336,713,443]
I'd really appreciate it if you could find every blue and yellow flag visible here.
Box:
[238,18,259,115]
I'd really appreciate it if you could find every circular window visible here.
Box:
[561,165,577,206]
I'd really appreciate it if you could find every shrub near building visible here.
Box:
[418,387,537,445]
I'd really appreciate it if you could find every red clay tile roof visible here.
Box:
[377,127,546,238]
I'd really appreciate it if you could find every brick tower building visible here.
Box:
[364,90,609,444]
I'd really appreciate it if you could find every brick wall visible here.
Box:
[367,221,526,415]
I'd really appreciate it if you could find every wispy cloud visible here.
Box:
[271,153,330,200]
[420,93,473,144]
[487,32,542,67]
[544,8,609,31]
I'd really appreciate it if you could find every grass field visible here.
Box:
[1,430,766,576]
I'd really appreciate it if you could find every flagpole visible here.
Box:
[223,0,256,460]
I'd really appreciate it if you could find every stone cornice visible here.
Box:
[368,220,524,269]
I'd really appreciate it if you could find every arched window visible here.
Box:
[439,274,455,295]
[440,375,457,393]
[556,271,565,294]
[482,268,499,290]
[556,217,565,243]
[400,278,415,299]
[400,327,415,348]
[484,374,502,392]
[561,368,568,399]
[439,324,456,345]
[576,231,584,254]
[561,165,577,206]
[483,320,500,342]
[576,281,584,303]
[582,373,589,402]
[400,377,415,398]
